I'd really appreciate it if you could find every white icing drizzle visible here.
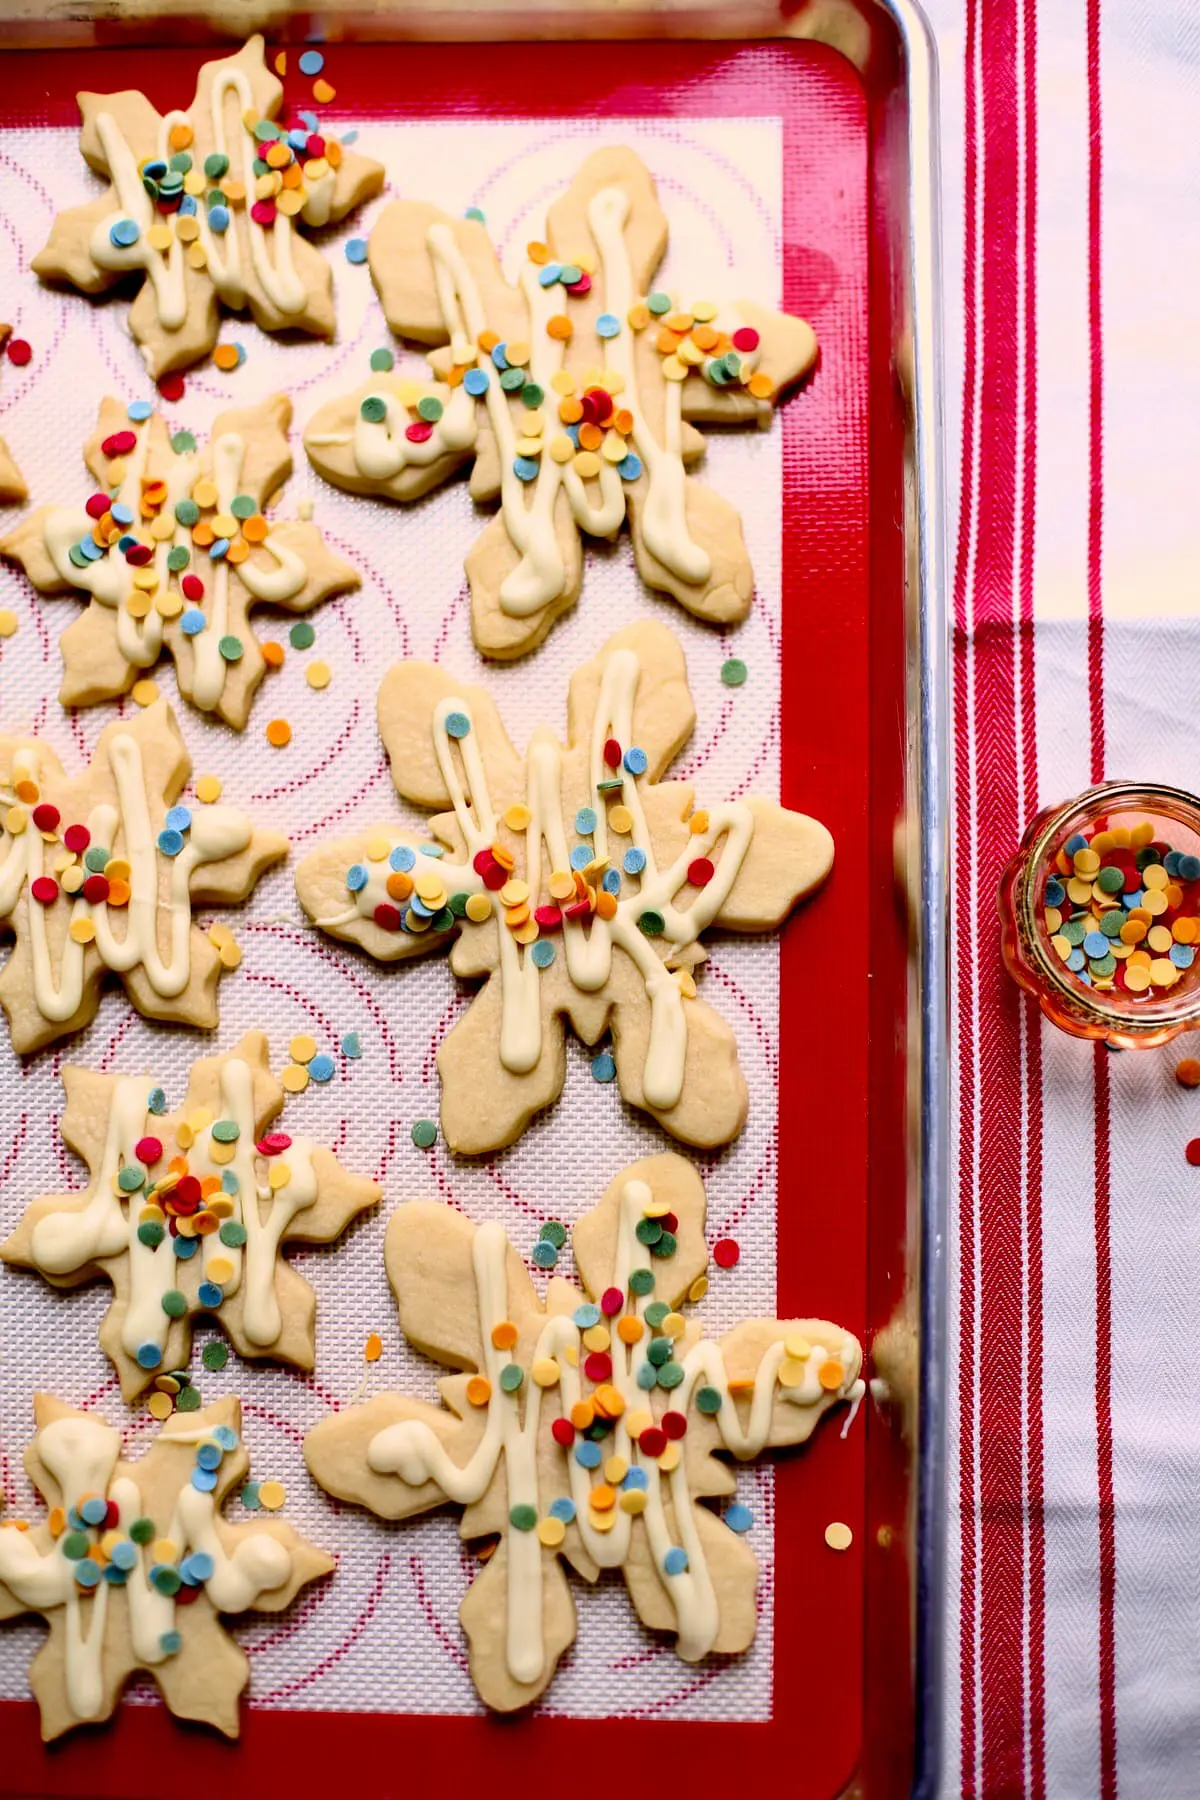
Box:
[0,734,255,1022]
[27,1057,317,1358]
[89,65,330,331]
[333,188,725,616]
[0,1414,290,1720]
[321,646,755,1110]
[40,423,306,707]
[367,1179,861,1685]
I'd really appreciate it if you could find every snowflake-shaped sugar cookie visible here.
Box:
[1,393,358,725]
[295,619,833,1153]
[0,699,287,1053]
[0,1395,332,1740]
[2,1031,380,1397]
[303,145,817,659]
[32,36,384,377]
[304,1153,862,1712]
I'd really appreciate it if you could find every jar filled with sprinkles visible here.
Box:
[999,782,1200,1048]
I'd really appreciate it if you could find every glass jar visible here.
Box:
[998,781,1200,1048]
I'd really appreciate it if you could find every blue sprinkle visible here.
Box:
[221,1171,239,1194]
[616,453,643,482]
[591,1051,616,1083]
[1064,833,1089,855]
[464,205,485,222]
[299,112,319,132]
[191,1468,218,1493]
[663,1546,689,1576]
[1122,890,1144,911]
[637,1362,658,1390]
[345,238,368,265]
[389,845,416,872]
[213,1425,239,1450]
[127,399,153,421]
[209,205,230,234]
[197,1281,224,1308]
[725,1502,754,1533]
[596,312,620,338]
[110,1540,138,1571]
[147,1083,167,1110]
[196,1443,223,1472]
[288,128,309,151]
[179,195,197,217]
[623,848,647,876]
[531,940,555,968]
[602,870,621,896]
[103,1562,129,1586]
[298,48,325,74]
[1044,878,1065,907]
[565,424,581,448]
[160,1629,183,1656]
[157,828,185,857]
[173,1235,199,1260]
[623,746,648,776]
[1165,852,1183,877]
[143,160,168,180]
[1066,948,1086,973]
[110,502,134,526]
[513,456,539,483]
[1083,931,1109,958]
[165,805,191,833]
[136,1343,162,1369]
[346,864,368,891]
[491,342,509,371]
[445,712,471,740]
[573,1303,602,1329]
[109,218,140,248]
[67,1507,84,1531]
[532,1240,558,1267]
[409,895,434,919]
[181,608,207,635]
[117,533,138,552]
[464,367,489,397]
[623,1466,649,1491]
[210,538,230,561]
[549,1496,576,1522]
[418,844,445,859]
[574,807,597,835]
[74,1559,102,1588]
[340,131,358,146]
[569,846,592,872]
[1171,944,1195,968]
[188,1549,215,1581]
[1181,855,1200,881]
[575,1441,602,1469]
[342,1031,362,1058]
[538,263,563,287]
[80,1496,108,1526]
[79,537,104,561]
[1077,968,1093,986]
[179,1558,202,1587]
[309,1052,335,1082]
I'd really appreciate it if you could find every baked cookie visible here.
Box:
[295,619,832,1153]
[303,144,817,659]
[2,1031,380,1398]
[1,393,358,725]
[304,1153,862,1712]
[0,1395,332,1740]
[32,36,384,378]
[0,325,28,504]
[0,699,286,1054]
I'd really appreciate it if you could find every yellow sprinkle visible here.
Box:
[581,1324,610,1352]
[588,1506,617,1533]
[620,1489,648,1515]
[191,477,218,509]
[0,609,18,637]
[661,1312,685,1339]
[69,918,96,945]
[548,871,575,901]
[512,918,539,945]
[131,678,159,707]
[208,922,233,949]
[281,1064,309,1094]
[464,893,493,923]
[1131,820,1156,847]
[661,355,688,382]
[522,410,544,436]
[688,1274,709,1302]
[1150,957,1177,987]
[175,1122,194,1151]
[155,588,183,619]
[366,835,391,862]
[825,1521,853,1552]
[499,879,530,907]
[604,1455,628,1484]
[209,1195,234,1220]
[257,1480,286,1512]
[306,661,331,690]
[537,1515,566,1548]
[503,804,531,832]
[778,1356,807,1389]
[551,371,576,396]
[659,1441,682,1473]
[572,450,602,479]
[4,806,26,834]
[785,1333,812,1360]
[148,221,173,252]
[693,299,719,322]
[549,435,574,464]
[289,1033,317,1065]
[1143,863,1170,892]
[268,1162,293,1191]
[209,1140,235,1167]
[531,1358,560,1387]
[196,775,222,804]
[151,1538,179,1565]
[205,1255,235,1286]
[218,939,242,969]
[147,1391,174,1421]
[414,871,446,904]
[514,436,543,458]
[187,241,209,271]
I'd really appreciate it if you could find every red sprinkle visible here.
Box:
[639,1428,666,1459]
[135,1136,163,1165]
[482,861,508,892]
[661,1211,678,1234]
[712,1237,740,1269]
[82,874,109,904]
[64,824,90,854]
[32,803,60,831]
[125,543,154,566]
[732,327,760,352]
[176,1582,202,1606]
[565,273,592,295]
[473,849,496,875]
[102,431,137,458]
[85,492,111,520]
[305,134,326,157]
[6,338,31,366]
[687,857,714,888]
[1186,1140,1200,1167]
[172,1175,202,1212]
[584,1351,612,1382]
[600,1286,623,1316]
[603,738,622,768]
[30,876,57,905]
[257,1132,292,1156]
[250,200,277,226]
[564,898,591,921]
[181,574,204,601]
[551,1417,575,1449]
[373,903,402,931]
[405,421,434,443]
[661,1410,688,1440]
[157,373,185,403]
[104,1499,120,1530]
[534,905,562,931]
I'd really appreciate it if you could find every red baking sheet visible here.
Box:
[0,36,889,1799]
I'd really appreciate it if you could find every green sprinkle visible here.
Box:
[162,1290,187,1318]
[204,152,229,180]
[130,1517,156,1545]
[176,1385,201,1412]
[219,1220,247,1248]
[431,907,456,932]
[448,892,470,918]
[657,1361,684,1389]
[168,152,192,174]
[360,395,387,424]
[629,1268,655,1296]
[218,635,243,662]
[540,1220,567,1248]
[370,347,395,372]
[137,1221,165,1248]
[166,546,189,571]
[241,1482,261,1509]
[84,846,110,872]
[635,1217,663,1246]
[1096,864,1125,893]
[230,494,256,520]
[1061,919,1087,946]
[499,368,526,392]
[171,431,196,454]
[174,497,200,527]
[652,1231,678,1259]
[645,1301,669,1328]
[61,1531,89,1561]
[118,1164,146,1193]
[202,1342,228,1372]
[637,911,665,937]
[499,1363,524,1393]
[151,1565,181,1596]
[417,395,443,423]
[1100,911,1125,938]
[696,1385,723,1414]
[647,1336,672,1367]
[211,1119,240,1143]
[721,658,748,687]
[509,1503,538,1531]
[290,621,315,650]
[521,383,545,408]
[647,291,671,315]
[411,1119,437,1149]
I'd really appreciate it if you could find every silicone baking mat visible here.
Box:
[0,40,870,1798]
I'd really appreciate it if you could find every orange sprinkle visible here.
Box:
[593,1383,625,1418]
[546,315,573,341]
[387,870,414,902]
[48,1506,66,1538]
[265,719,292,748]
[141,478,168,506]
[261,640,285,669]
[213,344,241,371]
[616,1315,643,1344]
[526,241,550,264]
[168,122,194,150]
[326,139,343,169]
[478,330,499,354]
[281,162,303,190]
[1175,1058,1200,1089]
[614,409,634,434]
[225,539,249,565]
[273,49,287,73]
[748,372,775,400]
[106,877,131,908]
[692,324,719,351]
[666,312,694,334]
[491,1320,518,1350]
[466,1376,492,1407]
[590,1483,617,1512]
[365,1333,383,1363]
[594,889,618,921]
[191,520,215,548]
[818,1359,845,1392]
[266,142,291,169]
[655,327,682,354]
[570,1400,595,1431]
[14,778,38,804]
[241,514,268,543]
[312,77,336,102]
[195,1212,219,1235]
[559,397,583,425]
[577,422,602,452]
[446,364,465,388]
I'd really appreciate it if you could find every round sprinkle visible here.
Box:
[241,1483,261,1510]
[109,217,141,248]
[499,1363,524,1394]
[510,1503,538,1532]
[299,48,325,74]
[411,1119,437,1149]
[342,1031,362,1058]
[574,806,597,835]
[663,1546,689,1576]
[201,1342,228,1371]
[0,610,18,638]
[218,635,243,662]
[713,1238,740,1269]
[623,848,647,876]
[721,658,748,687]
[541,1220,567,1248]
[266,719,291,747]
[136,1343,162,1370]
[1175,1058,1200,1089]
[725,1502,754,1533]
[532,1241,558,1268]
[6,338,31,366]
[445,712,471,739]
[258,1480,286,1512]
[289,619,316,651]
[306,660,331,690]
[290,1034,317,1064]
[825,1521,854,1552]
[596,312,621,338]
[591,1051,616,1083]
[531,940,555,968]
[309,1052,336,1083]
[345,238,368,264]
[360,395,387,424]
